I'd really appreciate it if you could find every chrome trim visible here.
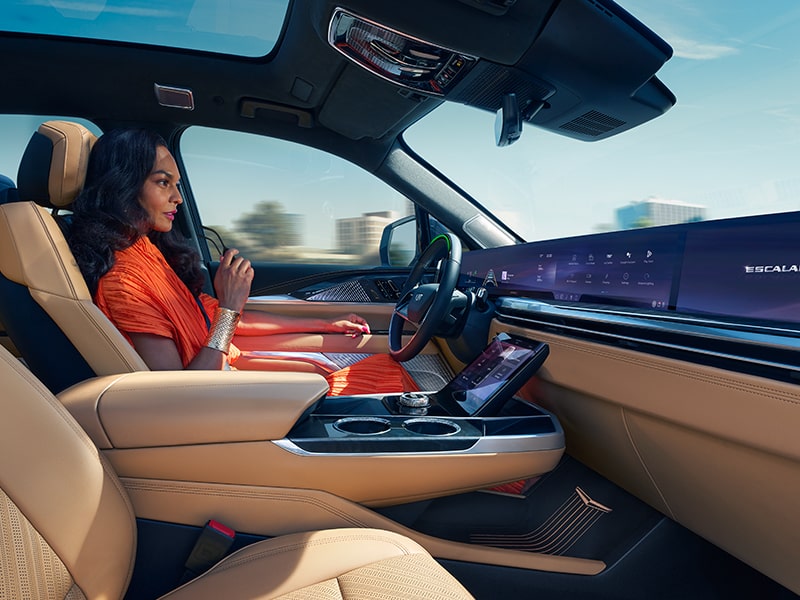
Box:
[496,297,800,372]
[272,429,564,457]
[333,416,392,435]
[499,297,800,341]
[397,392,431,408]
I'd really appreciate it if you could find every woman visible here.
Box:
[68,129,418,396]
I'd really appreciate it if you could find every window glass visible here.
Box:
[2,0,289,57]
[0,115,101,182]
[404,0,800,243]
[180,127,415,266]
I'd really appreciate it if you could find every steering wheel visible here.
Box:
[389,233,462,362]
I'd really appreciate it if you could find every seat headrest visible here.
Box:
[16,121,97,210]
[0,174,18,204]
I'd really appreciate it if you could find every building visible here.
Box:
[616,197,706,229]
[283,213,303,246]
[336,211,398,255]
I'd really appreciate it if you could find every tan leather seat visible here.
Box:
[0,343,473,599]
[0,121,148,385]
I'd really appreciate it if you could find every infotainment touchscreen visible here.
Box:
[434,333,549,417]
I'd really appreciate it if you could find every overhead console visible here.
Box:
[329,8,479,97]
[326,0,675,140]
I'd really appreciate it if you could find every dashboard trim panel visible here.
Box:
[495,297,800,384]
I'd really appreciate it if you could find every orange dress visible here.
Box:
[95,237,417,396]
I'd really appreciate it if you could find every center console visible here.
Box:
[59,333,564,506]
[281,333,563,460]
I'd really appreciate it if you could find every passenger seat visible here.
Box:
[0,342,473,599]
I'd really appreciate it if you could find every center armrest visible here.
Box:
[58,370,329,449]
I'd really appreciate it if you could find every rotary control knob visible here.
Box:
[396,392,430,415]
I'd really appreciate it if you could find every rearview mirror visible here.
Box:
[495,93,522,147]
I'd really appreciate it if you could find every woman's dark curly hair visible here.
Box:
[68,129,205,297]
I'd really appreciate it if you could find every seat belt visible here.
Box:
[180,520,236,584]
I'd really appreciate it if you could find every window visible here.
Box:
[0,115,101,183]
[180,127,415,266]
[405,0,800,244]
[2,0,289,57]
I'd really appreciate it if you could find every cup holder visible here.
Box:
[333,417,392,435]
[403,418,461,437]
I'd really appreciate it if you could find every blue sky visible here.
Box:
[407,0,800,241]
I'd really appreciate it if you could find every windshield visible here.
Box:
[405,0,800,243]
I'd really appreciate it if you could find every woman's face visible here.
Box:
[138,145,183,233]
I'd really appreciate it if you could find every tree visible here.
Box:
[202,225,252,257]
[233,201,295,249]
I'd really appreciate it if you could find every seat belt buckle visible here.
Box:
[181,520,236,583]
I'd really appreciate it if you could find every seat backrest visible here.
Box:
[0,121,148,392]
[0,342,136,599]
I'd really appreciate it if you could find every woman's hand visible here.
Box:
[213,248,253,313]
[327,313,372,338]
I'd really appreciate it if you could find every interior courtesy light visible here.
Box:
[328,8,477,96]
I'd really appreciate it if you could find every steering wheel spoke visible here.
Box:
[393,293,413,324]
[389,234,462,362]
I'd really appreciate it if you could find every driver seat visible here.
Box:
[0,121,148,392]
[0,342,473,599]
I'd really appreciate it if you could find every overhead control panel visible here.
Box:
[328,8,478,96]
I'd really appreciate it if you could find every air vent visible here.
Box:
[559,110,626,137]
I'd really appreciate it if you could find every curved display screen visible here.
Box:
[460,211,800,325]
[461,228,680,310]
[676,221,800,322]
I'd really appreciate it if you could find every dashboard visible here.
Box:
[460,211,800,328]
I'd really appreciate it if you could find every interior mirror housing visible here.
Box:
[495,93,522,147]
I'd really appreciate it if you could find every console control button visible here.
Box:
[397,392,430,408]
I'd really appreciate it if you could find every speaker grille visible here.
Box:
[305,280,371,302]
[559,110,626,137]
